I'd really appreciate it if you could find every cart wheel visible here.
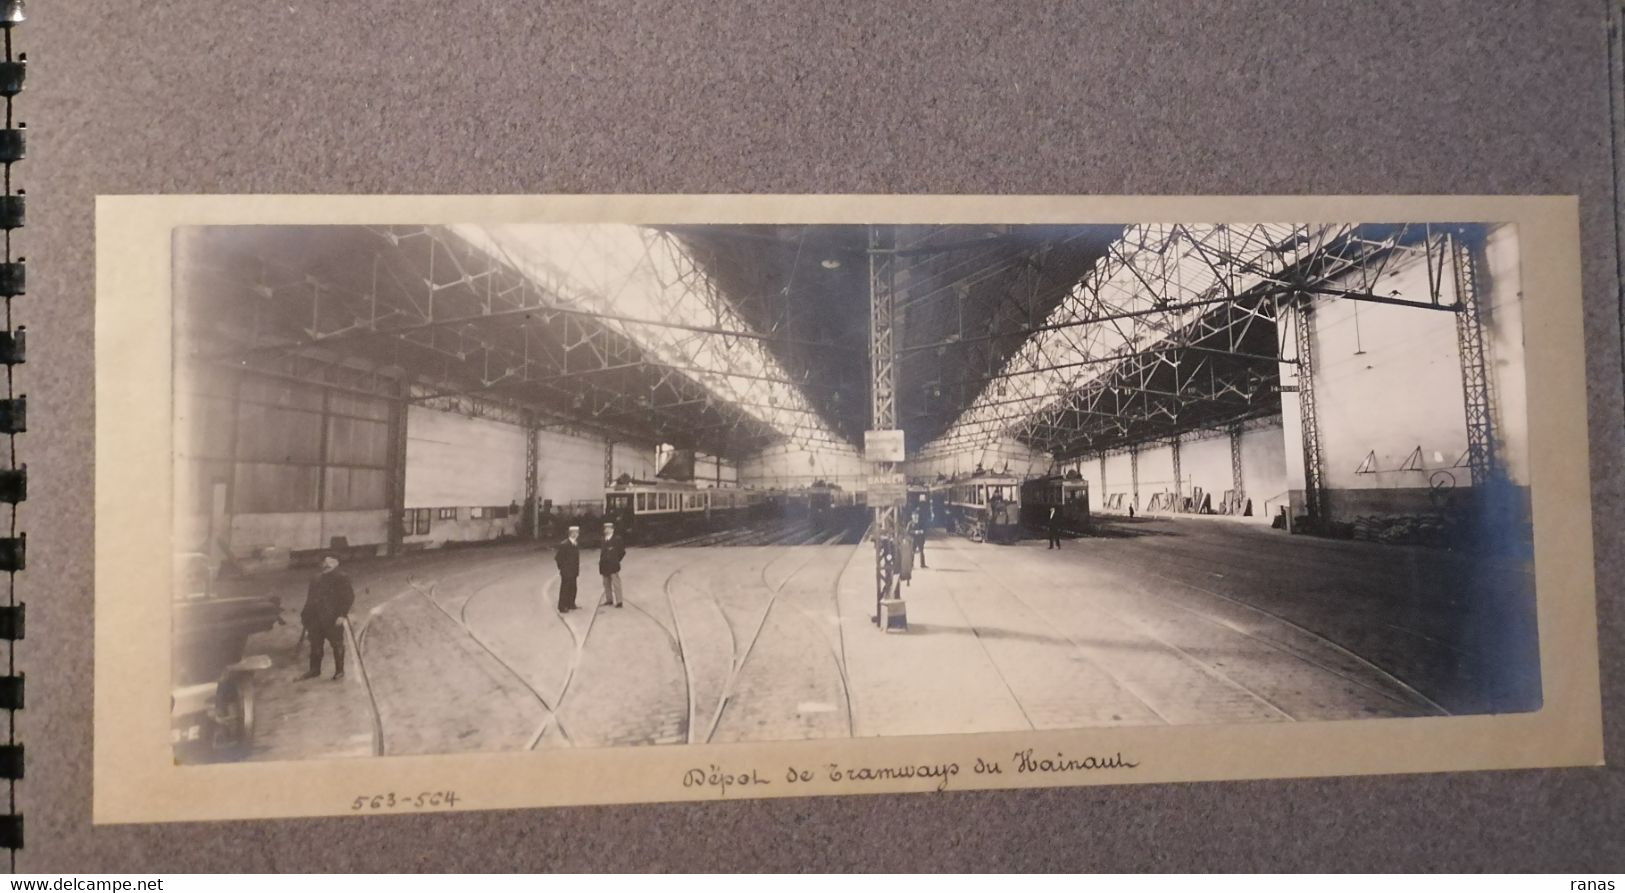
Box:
[236,676,257,746]
[214,675,257,760]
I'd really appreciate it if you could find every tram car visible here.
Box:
[940,469,1024,543]
[927,480,950,529]
[766,480,848,520]
[904,483,933,527]
[831,485,866,509]
[1020,472,1091,532]
[603,480,761,543]
[804,480,839,519]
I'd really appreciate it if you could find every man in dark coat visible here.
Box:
[598,522,625,608]
[555,525,581,612]
[1047,505,1063,549]
[910,510,927,568]
[300,554,355,680]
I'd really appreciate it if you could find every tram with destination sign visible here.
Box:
[936,468,1023,543]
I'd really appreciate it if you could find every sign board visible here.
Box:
[867,472,908,504]
[864,429,906,463]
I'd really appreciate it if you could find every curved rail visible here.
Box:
[415,575,578,746]
[524,575,603,749]
[946,544,1177,725]
[339,616,387,756]
[705,545,844,743]
[1084,548,1448,716]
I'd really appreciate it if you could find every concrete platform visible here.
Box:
[205,519,1539,762]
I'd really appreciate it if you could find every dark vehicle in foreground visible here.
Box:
[171,552,281,761]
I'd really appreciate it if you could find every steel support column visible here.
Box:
[604,440,615,487]
[386,384,409,555]
[1229,424,1245,513]
[525,415,540,541]
[1130,446,1140,513]
[1293,294,1326,520]
[1450,233,1496,485]
[1170,435,1182,510]
[869,225,899,625]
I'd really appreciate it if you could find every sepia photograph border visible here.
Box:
[93,194,1603,825]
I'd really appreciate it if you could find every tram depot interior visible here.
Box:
[169,222,1539,762]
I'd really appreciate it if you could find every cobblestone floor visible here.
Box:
[222,519,1519,761]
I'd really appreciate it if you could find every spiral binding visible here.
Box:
[0,0,22,869]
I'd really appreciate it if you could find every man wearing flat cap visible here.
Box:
[599,522,626,609]
[300,554,354,681]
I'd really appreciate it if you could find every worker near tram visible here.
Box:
[599,522,626,609]
[555,526,581,613]
[1047,504,1063,549]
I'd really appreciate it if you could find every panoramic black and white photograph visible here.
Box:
[167,218,1539,766]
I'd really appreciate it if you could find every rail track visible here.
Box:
[951,537,1443,721]
[351,536,869,754]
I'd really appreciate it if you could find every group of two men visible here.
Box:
[552,522,625,613]
[295,521,629,683]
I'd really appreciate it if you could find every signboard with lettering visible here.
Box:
[867,473,908,504]
[864,429,906,462]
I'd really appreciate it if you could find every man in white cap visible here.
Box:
[555,526,581,612]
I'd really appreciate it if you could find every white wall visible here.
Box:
[406,406,527,507]
[738,442,867,490]
[610,441,658,483]
[1101,450,1137,511]
[1179,432,1233,509]
[406,405,663,523]
[1241,423,1291,518]
[1079,456,1104,508]
[1084,420,1288,519]
[1278,224,1529,516]
[538,430,660,508]
[1135,444,1177,497]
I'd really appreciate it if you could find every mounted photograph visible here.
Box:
[167,217,1540,762]
[92,195,1601,822]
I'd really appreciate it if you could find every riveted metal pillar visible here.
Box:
[1450,232,1496,486]
[1293,293,1325,521]
[1130,446,1140,513]
[524,414,539,540]
[386,383,409,554]
[1170,435,1182,510]
[869,225,898,625]
[1229,424,1245,513]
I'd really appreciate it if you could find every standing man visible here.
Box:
[898,521,915,587]
[911,510,927,568]
[555,525,581,613]
[1047,505,1062,549]
[300,554,355,681]
[599,522,625,608]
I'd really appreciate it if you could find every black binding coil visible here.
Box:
[0,0,22,867]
